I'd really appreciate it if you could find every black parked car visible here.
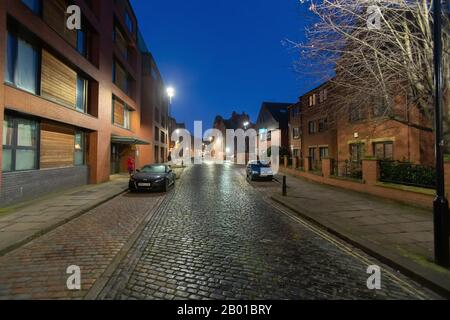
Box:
[129,164,176,192]
[246,160,274,181]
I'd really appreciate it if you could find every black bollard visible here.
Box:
[282,176,287,196]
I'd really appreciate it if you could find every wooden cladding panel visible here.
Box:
[43,0,77,47]
[41,50,77,108]
[40,122,75,169]
[114,99,125,127]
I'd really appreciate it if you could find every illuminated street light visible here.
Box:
[243,121,250,128]
[166,87,175,103]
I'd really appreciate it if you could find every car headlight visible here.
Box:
[130,176,136,182]
[154,178,165,183]
[252,170,259,174]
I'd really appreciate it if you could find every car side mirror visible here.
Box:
[136,169,140,173]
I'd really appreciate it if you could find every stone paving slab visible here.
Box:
[0,177,129,255]
[267,171,450,297]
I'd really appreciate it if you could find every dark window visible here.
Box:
[74,131,85,166]
[374,141,393,160]
[22,0,41,14]
[293,127,300,139]
[373,100,389,118]
[319,147,329,159]
[155,126,160,142]
[318,119,328,132]
[309,147,316,161]
[5,32,39,94]
[308,121,317,134]
[349,105,366,122]
[125,11,133,33]
[113,60,130,95]
[350,143,364,162]
[76,76,88,112]
[2,115,39,172]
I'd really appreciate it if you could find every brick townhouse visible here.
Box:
[299,82,338,170]
[290,80,434,171]
[0,0,169,206]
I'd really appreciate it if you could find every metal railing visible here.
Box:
[332,160,363,180]
[379,160,436,189]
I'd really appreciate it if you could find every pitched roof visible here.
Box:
[261,102,293,123]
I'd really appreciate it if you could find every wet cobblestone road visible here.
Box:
[99,164,440,300]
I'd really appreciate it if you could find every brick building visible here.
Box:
[0,0,169,206]
[288,101,302,159]
[290,80,434,172]
[300,83,337,170]
[255,102,292,158]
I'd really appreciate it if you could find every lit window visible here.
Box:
[74,131,85,166]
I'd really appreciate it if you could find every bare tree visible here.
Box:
[289,0,449,141]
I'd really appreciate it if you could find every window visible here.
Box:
[76,28,87,57]
[293,128,300,140]
[308,121,317,134]
[112,96,131,129]
[74,131,85,166]
[374,142,393,160]
[2,115,38,172]
[350,143,364,162]
[76,76,88,112]
[292,106,300,118]
[114,25,129,60]
[113,60,130,95]
[155,127,160,142]
[309,147,316,161]
[125,11,133,33]
[373,99,389,118]
[319,89,328,103]
[22,0,41,14]
[161,131,166,144]
[309,94,316,107]
[319,147,329,159]
[5,32,39,95]
[318,118,328,132]
[349,105,366,122]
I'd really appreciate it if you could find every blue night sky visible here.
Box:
[131,0,318,132]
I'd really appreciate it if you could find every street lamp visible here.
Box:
[432,0,449,268]
[166,87,175,104]
[243,121,250,129]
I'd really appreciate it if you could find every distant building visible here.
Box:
[255,102,292,158]
[288,101,302,159]
[212,112,253,162]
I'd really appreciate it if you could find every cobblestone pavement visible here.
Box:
[99,164,441,300]
[0,192,164,299]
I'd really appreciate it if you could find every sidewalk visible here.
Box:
[0,175,129,256]
[270,172,450,297]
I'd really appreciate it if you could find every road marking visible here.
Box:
[265,198,432,300]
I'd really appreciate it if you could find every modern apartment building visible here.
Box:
[0,0,169,206]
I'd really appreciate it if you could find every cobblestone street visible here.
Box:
[0,163,442,300]
[99,164,440,300]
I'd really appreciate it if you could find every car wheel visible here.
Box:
[162,179,168,192]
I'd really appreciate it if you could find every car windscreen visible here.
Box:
[140,165,166,173]
[251,162,271,168]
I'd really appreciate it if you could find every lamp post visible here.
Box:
[432,0,450,268]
